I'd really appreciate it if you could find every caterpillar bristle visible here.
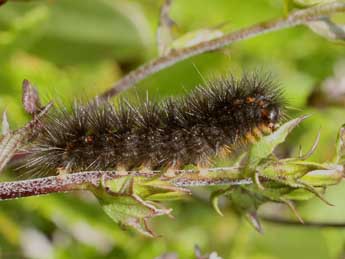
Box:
[19,72,286,178]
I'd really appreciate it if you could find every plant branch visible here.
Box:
[0,167,251,200]
[99,2,345,100]
[262,215,345,228]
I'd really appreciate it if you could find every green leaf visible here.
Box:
[293,0,336,7]
[282,188,316,200]
[135,177,191,201]
[259,160,327,186]
[226,187,266,233]
[246,115,309,173]
[307,17,345,42]
[0,6,49,59]
[299,167,344,186]
[92,176,175,237]
[157,0,176,56]
[1,111,9,136]
[170,28,224,50]
[335,124,345,163]
[0,0,147,65]
[103,175,191,201]
[244,182,296,201]
[284,0,336,12]
[97,190,172,237]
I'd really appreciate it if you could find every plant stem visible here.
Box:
[99,2,345,100]
[262,215,345,228]
[0,167,250,200]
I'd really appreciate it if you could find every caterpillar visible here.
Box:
[21,73,285,178]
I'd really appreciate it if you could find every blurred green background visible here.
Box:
[0,0,345,258]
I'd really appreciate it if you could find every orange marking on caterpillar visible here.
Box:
[258,100,265,106]
[246,96,256,103]
[259,123,272,134]
[252,127,263,139]
[245,132,257,144]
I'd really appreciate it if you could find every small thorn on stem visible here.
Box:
[246,211,263,234]
[299,130,320,160]
[298,181,334,206]
[281,198,304,224]
[254,171,265,190]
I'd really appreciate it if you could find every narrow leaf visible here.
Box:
[171,28,224,50]
[335,124,345,163]
[210,189,231,216]
[245,211,263,234]
[1,111,10,136]
[157,0,175,56]
[299,167,344,186]
[246,115,309,172]
[299,130,320,160]
[307,17,345,41]
[280,198,304,223]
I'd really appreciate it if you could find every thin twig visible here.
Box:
[262,215,345,228]
[99,2,345,100]
[0,167,250,200]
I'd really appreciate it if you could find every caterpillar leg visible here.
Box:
[197,158,212,176]
[139,162,154,174]
[218,145,232,159]
[57,167,70,176]
[164,160,181,177]
[116,165,130,176]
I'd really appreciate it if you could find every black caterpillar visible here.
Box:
[22,73,285,177]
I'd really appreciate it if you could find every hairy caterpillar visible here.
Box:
[22,73,285,177]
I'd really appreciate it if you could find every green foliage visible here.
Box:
[246,116,309,171]
[0,0,345,258]
[84,116,343,238]
[96,181,172,237]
